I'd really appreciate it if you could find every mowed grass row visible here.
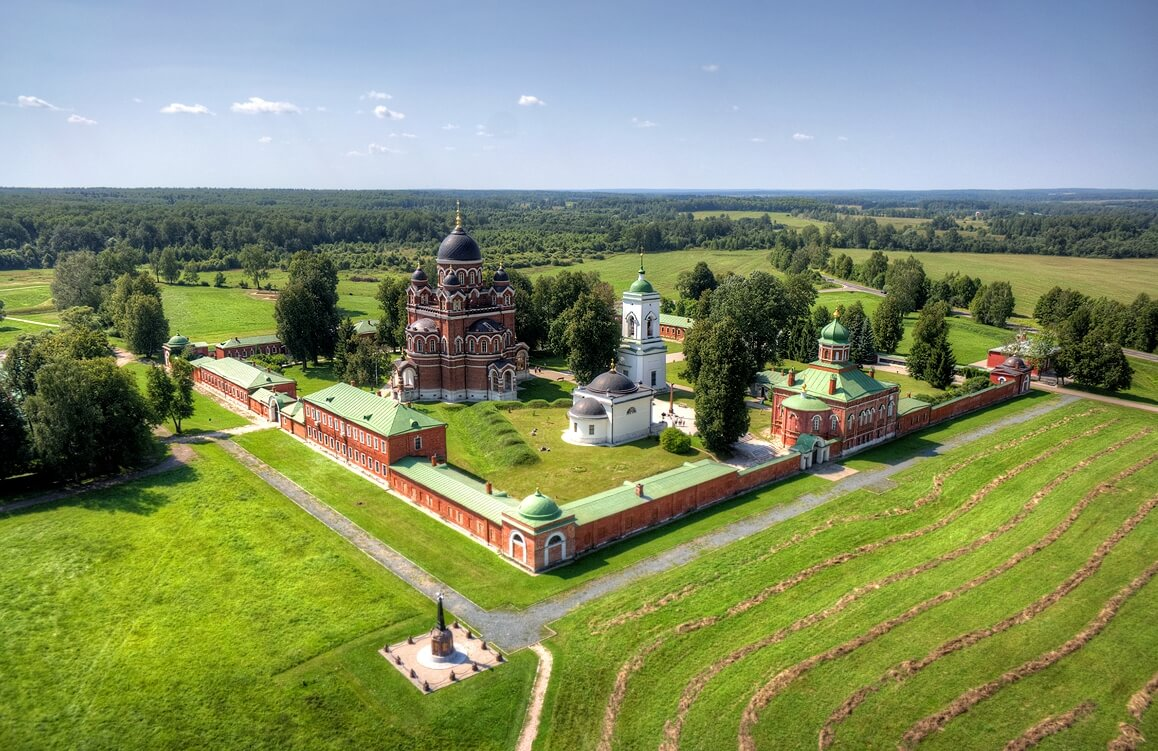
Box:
[0,442,534,750]
[537,403,1158,750]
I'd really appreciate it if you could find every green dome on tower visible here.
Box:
[629,276,655,294]
[167,334,190,347]
[818,317,849,345]
[518,489,562,521]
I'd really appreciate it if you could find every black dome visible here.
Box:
[569,397,607,417]
[410,267,428,282]
[468,318,504,333]
[443,271,461,287]
[437,226,482,262]
[1002,355,1029,370]
[494,266,509,283]
[586,370,638,395]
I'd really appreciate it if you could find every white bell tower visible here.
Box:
[617,252,667,390]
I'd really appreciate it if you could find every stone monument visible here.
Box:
[429,592,454,659]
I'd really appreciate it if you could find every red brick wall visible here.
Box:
[193,366,250,407]
[302,400,447,477]
[388,472,505,547]
[659,323,688,342]
[214,342,288,360]
[895,380,1020,437]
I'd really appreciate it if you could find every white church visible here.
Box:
[563,258,667,446]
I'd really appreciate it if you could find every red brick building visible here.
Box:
[391,206,529,402]
[658,314,693,342]
[190,356,297,408]
[215,334,288,360]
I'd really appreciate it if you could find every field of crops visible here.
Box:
[538,401,1158,750]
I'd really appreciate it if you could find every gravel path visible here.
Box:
[515,644,554,751]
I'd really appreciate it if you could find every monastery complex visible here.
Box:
[168,216,1033,574]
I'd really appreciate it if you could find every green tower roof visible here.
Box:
[518,489,562,521]
[818,317,849,345]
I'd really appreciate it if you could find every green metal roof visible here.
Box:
[780,365,896,404]
[753,370,791,388]
[563,459,735,525]
[354,319,379,336]
[659,314,694,329]
[304,382,443,438]
[167,334,189,346]
[251,387,296,407]
[282,400,306,423]
[783,393,830,411]
[793,433,819,453]
[898,397,929,416]
[217,334,282,348]
[390,457,518,524]
[190,356,296,391]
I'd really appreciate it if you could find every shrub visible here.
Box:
[524,399,550,409]
[238,280,249,289]
[660,427,692,454]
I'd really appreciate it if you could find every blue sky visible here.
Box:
[2,0,1155,190]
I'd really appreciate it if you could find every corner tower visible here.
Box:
[617,253,667,389]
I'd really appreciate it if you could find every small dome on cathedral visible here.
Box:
[782,393,830,412]
[494,265,510,284]
[518,489,562,521]
[443,270,462,287]
[819,318,849,345]
[1002,355,1030,370]
[410,266,428,283]
[408,318,438,332]
[166,334,189,347]
[628,276,655,294]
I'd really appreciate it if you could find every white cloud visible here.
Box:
[315,105,328,112]
[792,132,814,141]
[475,124,492,137]
[230,97,301,114]
[701,63,720,73]
[837,135,849,141]
[67,114,97,126]
[132,97,143,104]
[731,104,740,111]
[518,94,546,106]
[368,142,403,155]
[160,102,213,115]
[443,146,456,151]
[18,95,59,110]
[257,135,273,144]
[346,150,365,157]
[749,137,765,143]
[363,90,391,100]
[441,123,459,130]
[388,132,417,139]
[631,117,658,128]
[373,105,405,120]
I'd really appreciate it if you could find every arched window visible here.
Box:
[481,339,488,354]
[887,400,894,417]
[414,339,424,354]
[509,532,527,564]
[627,314,637,338]
[453,299,461,311]
[789,413,798,430]
[830,414,839,432]
[455,338,463,354]
[414,435,423,451]
[812,414,821,432]
[626,407,637,415]
[646,315,653,338]
[469,339,475,354]
[545,533,567,565]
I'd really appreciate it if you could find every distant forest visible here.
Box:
[0,187,1154,271]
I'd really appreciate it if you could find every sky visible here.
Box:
[2,0,1156,190]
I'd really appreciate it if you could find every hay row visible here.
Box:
[665,428,1141,751]
[1002,700,1096,750]
[817,452,1156,749]
[598,419,1113,750]
[1106,670,1158,751]
[900,559,1158,749]
[587,410,1099,634]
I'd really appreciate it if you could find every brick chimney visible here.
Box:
[430,454,438,467]
[828,374,836,395]
[485,481,492,495]
[787,371,795,387]
[869,367,876,379]
[635,483,644,497]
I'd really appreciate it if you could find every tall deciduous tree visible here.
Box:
[346,339,391,388]
[0,385,28,478]
[675,261,718,301]
[884,255,928,313]
[275,252,340,365]
[52,251,107,311]
[147,358,195,433]
[2,329,112,398]
[375,276,409,352]
[970,281,1016,327]
[556,292,619,384]
[158,247,181,285]
[694,317,754,454]
[24,358,154,479]
[240,244,272,290]
[872,295,905,353]
[121,294,170,356]
[908,301,956,388]
[708,271,790,375]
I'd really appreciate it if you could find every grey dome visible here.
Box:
[569,397,607,417]
[437,226,482,262]
[586,370,638,396]
[408,318,438,332]
[1002,355,1029,370]
[443,271,461,287]
[468,318,504,333]
[410,267,428,283]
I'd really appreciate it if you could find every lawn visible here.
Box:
[0,442,535,750]
[517,375,574,401]
[232,428,835,610]
[537,401,1158,750]
[283,361,347,395]
[121,360,250,433]
[0,312,60,350]
[835,248,1158,318]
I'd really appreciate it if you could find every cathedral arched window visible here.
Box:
[812,415,821,432]
[830,414,839,432]
[455,338,462,354]
[481,339,488,354]
[414,339,424,354]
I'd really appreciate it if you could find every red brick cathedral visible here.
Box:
[392,206,529,402]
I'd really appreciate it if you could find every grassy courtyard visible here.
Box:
[537,400,1158,750]
[121,360,250,433]
[0,442,535,750]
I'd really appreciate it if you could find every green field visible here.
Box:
[537,401,1158,750]
[0,442,535,750]
[1069,355,1158,407]
[835,248,1158,318]
[691,211,825,230]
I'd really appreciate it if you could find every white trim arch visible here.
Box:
[545,533,567,565]
[509,531,527,564]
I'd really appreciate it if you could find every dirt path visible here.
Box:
[3,316,59,327]
[515,644,554,751]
